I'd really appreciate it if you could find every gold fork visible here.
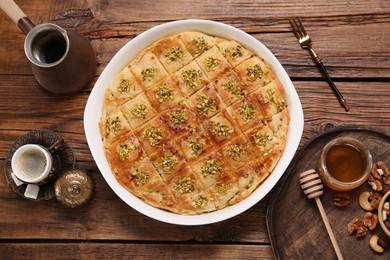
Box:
[290,17,349,112]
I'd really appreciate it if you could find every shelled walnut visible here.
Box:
[362,212,378,231]
[348,218,367,237]
[347,212,378,238]
[334,193,350,207]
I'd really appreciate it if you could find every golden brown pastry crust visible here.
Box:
[100,31,289,215]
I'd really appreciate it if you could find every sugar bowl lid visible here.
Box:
[54,169,93,208]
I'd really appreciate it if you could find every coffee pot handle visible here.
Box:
[0,0,35,34]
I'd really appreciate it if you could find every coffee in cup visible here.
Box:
[11,143,60,185]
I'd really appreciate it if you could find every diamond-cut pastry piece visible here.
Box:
[119,92,157,129]
[229,163,269,205]
[134,116,173,156]
[268,109,290,139]
[260,145,284,174]
[235,56,275,93]
[145,77,184,112]
[203,109,238,144]
[190,151,239,209]
[188,83,225,119]
[150,142,186,179]
[228,96,265,131]
[208,176,240,209]
[108,66,143,105]
[196,46,232,81]
[100,92,132,146]
[160,102,200,137]
[177,127,214,162]
[219,134,257,168]
[265,109,290,170]
[244,123,284,173]
[152,35,194,74]
[105,130,144,169]
[190,150,230,189]
[215,38,253,67]
[250,79,288,121]
[164,165,216,214]
[245,124,277,155]
[130,51,168,89]
[172,60,209,97]
[180,31,215,57]
[213,70,246,105]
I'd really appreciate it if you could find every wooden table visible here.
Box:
[1,0,389,259]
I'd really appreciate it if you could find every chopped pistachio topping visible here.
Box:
[264,89,287,112]
[118,79,131,94]
[211,121,233,137]
[263,89,275,104]
[246,64,263,82]
[192,196,208,208]
[222,78,245,99]
[189,139,203,155]
[157,153,179,173]
[226,144,245,162]
[143,127,163,147]
[192,37,208,55]
[204,56,221,71]
[254,131,273,150]
[196,94,217,116]
[238,102,256,122]
[175,176,195,194]
[105,115,121,135]
[201,159,222,176]
[131,169,150,186]
[141,67,157,81]
[180,69,199,88]
[230,45,243,59]
[216,182,233,195]
[165,46,183,62]
[275,99,287,113]
[118,143,136,161]
[169,109,188,125]
[130,103,148,119]
[155,84,174,103]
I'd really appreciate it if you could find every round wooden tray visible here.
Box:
[267,125,390,259]
[4,130,76,200]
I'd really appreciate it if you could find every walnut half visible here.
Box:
[334,193,350,207]
[362,212,378,231]
[348,217,368,237]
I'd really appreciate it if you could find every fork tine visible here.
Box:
[289,19,300,39]
[290,18,303,39]
[296,17,308,36]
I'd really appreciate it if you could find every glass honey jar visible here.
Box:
[317,137,372,191]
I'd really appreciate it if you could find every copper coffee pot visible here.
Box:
[0,0,96,95]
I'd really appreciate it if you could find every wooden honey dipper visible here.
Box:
[299,169,344,260]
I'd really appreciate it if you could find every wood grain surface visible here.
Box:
[267,126,390,259]
[0,0,390,259]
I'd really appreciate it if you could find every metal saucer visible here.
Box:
[4,129,75,200]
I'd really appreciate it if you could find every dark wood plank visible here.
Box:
[0,1,389,78]
[5,0,388,25]
[0,243,274,259]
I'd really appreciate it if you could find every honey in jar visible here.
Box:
[325,144,366,182]
[317,137,372,191]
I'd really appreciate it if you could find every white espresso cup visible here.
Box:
[11,143,60,184]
